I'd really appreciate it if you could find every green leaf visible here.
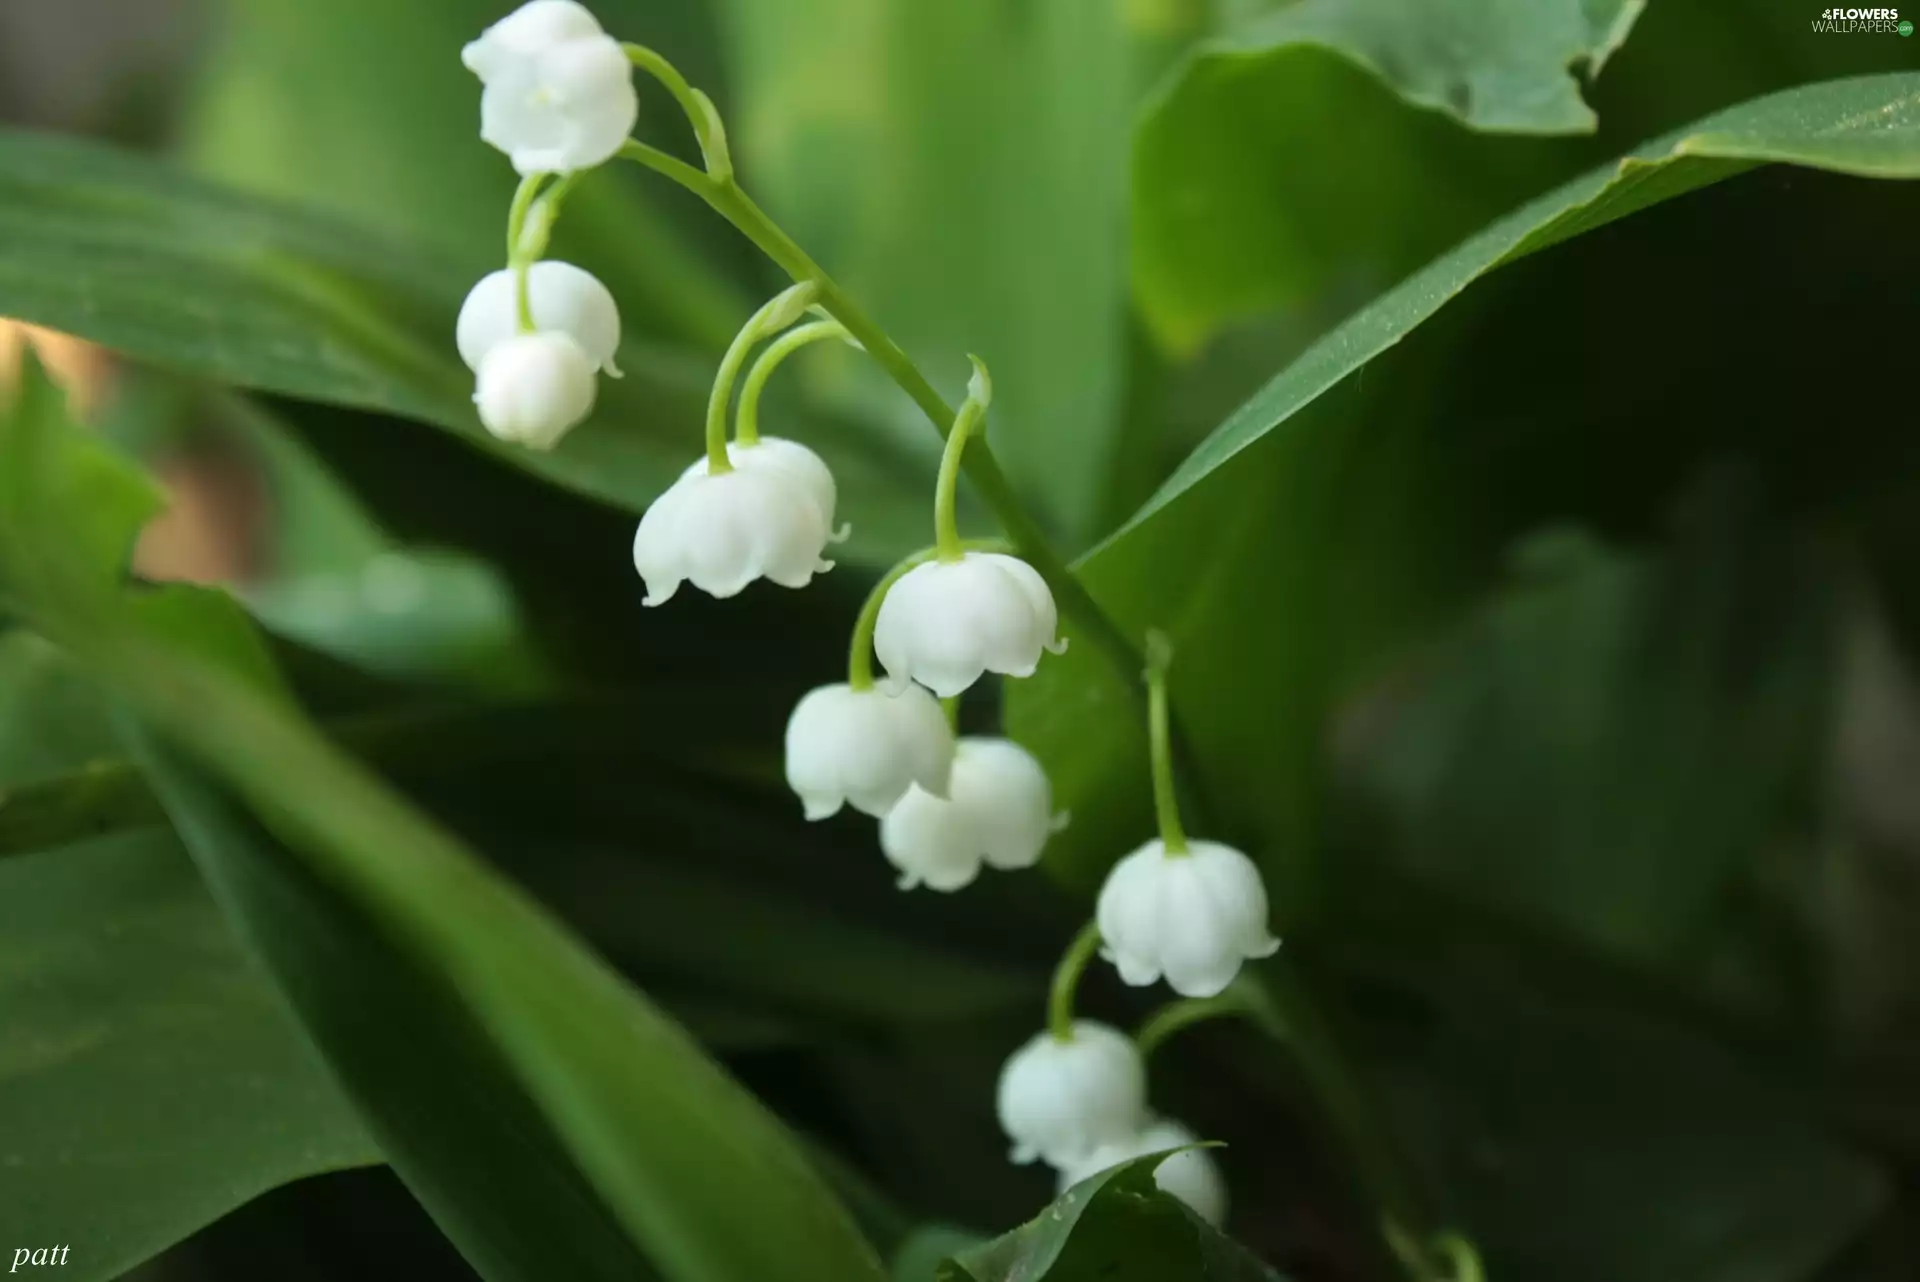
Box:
[1010,74,1920,893]
[0,833,379,1281]
[938,1154,1285,1282]
[0,355,885,1282]
[0,129,929,565]
[1130,0,1645,350]
[1221,0,1645,135]
[720,0,1135,540]
[1379,989,1890,1282]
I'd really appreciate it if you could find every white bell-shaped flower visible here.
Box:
[632,463,833,605]
[473,331,597,449]
[458,262,621,376]
[677,437,844,542]
[1056,1118,1227,1227]
[783,682,953,820]
[463,0,638,175]
[1096,839,1280,999]
[880,737,1059,891]
[996,1021,1145,1167]
[873,551,1064,697]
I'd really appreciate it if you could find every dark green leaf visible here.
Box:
[939,1154,1285,1282]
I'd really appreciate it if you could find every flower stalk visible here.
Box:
[1047,919,1103,1043]
[1145,630,1188,855]
[737,319,851,446]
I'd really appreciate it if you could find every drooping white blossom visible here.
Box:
[1096,839,1280,999]
[632,463,834,605]
[458,261,622,376]
[783,683,954,820]
[678,437,844,542]
[473,331,598,449]
[995,1021,1145,1167]
[463,0,638,175]
[873,551,1064,697]
[1055,1118,1227,1227]
[880,737,1060,891]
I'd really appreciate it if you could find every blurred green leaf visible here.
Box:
[1009,75,1920,895]
[0,633,375,1280]
[0,834,379,1281]
[1380,989,1889,1282]
[0,355,886,1282]
[1339,507,1837,971]
[721,0,1134,540]
[938,1153,1285,1282]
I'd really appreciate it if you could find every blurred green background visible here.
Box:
[4,1,1920,1280]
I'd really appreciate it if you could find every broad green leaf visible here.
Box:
[1009,74,1920,897]
[0,633,376,1280]
[0,129,929,564]
[721,0,1134,540]
[938,1154,1285,1282]
[1130,0,1915,352]
[1216,0,1645,135]
[1127,72,1920,539]
[182,0,746,347]
[0,834,379,1281]
[0,357,886,1282]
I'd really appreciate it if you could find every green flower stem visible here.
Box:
[624,44,728,176]
[737,320,851,446]
[847,549,936,691]
[1133,982,1269,1058]
[616,138,1143,688]
[1144,630,1188,855]
[933,357,990,561]
[1047,919,1103,1043]
[846,539,1008,691]
[704,284,816,474]
[505,172,549,333]
[941,696,960,732]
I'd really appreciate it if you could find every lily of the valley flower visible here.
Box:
[631,465,833,605]
[996,1020,1145,1167]
[1096,838,1280,998]
[880,736,1060,891]
[472,331,598,448]
[873,551,1064,697]
[687,436,846,544]
[783,682,954,820]
[458,261,622,376]
[1055,1117,1227,1227]
[463,0,638,175]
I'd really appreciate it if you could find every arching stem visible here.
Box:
[705,282,819,474]
[505,172,549,333]
[1134,982,1273,1058]
[1047,920,1103,1043]
[933,358,991,562]
[737,320,852,445]
[1145,630,1188,855]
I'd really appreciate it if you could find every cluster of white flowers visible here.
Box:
[996,1022,1226,1224]
[457,3,1280,1238]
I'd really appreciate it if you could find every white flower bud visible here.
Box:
[995,1021,1145,1167]
[458,262,621,375]
[1096,839,1280,999]
[880,737,1060,891]
[473,331,597,449]
[1055,1118,1227,1227]
[873,551,1065,697]
[633,465,834,604]
[679,437,844,542]
[463,1,638,175]
[783,683,953,820]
